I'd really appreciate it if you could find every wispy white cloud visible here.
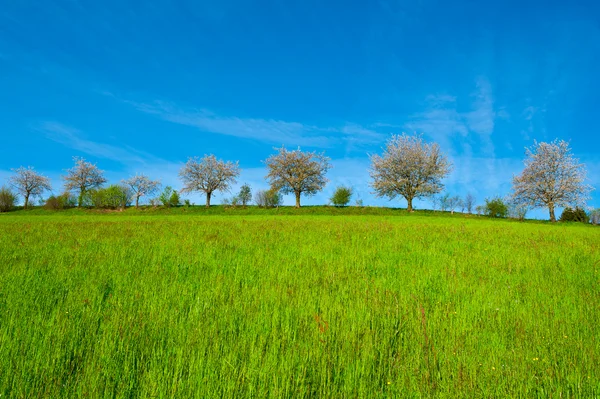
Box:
[35,121,163,166]
[103,93,385,149]
[405,77,500,156]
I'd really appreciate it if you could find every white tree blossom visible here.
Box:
[122,174,161,208]
[63,157,107,207]
[370,134,452,212]
[179,155,240,207]
[511,140,593,222]
[264,146,331,208]
[9,166,52,209]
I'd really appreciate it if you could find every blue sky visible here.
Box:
[1,0,599,216]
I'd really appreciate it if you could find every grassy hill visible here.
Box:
[0,210,598,397]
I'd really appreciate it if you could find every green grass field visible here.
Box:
[1,208,599,397]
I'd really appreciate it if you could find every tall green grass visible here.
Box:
[0,213,598,397]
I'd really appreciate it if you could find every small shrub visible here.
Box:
[83,185,131,209]
[159,186,180,207]
[330,186,353,207]
[44,192,77,210]
[508,202,529,221]
[169,190,180,207]
[0,186,17,212]
[560,207,589,223]
[590,209,600,225]
[255,188,282,208]
[475,205,486,216]
[484,197,508,218]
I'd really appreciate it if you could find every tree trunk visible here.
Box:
[135,195,140,208]
[24,194,29,210]
[406,196,414,212]
[549,204,556,222]
[206,191,212,208]
[295,191,301,208]
[78,191,84,207]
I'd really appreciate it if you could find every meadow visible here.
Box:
[0,208,599,398]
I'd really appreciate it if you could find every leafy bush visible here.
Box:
[330,186,353,207]
[158,186,180,207]
[560,207,589,223]
[484,197,508,218]
[84,185,131,209]
[0,186,17,212]
[255,188,282,208]
[44,192,77,210]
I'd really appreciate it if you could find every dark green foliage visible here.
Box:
[485,197,508,218]
[0,186,17,212]
[44,193,77,210]
[330,186,353,207]
[560,207,589,223]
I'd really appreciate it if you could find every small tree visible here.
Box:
[9,166,52,209]
[370,133,452,212]
[238,184,252,207]
[264,147,331,208]
[122,174,161,208]
[464,193,476,214]
[179,155,240,207]
[485,197,508,218]
[0,186,17,212]
[330,186,353,207]
[63,157,107,207]
[512,140,593,222]
[475,205,486,216]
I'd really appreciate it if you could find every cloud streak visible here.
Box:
[104,93,386,149]
[405,77,500,156]
[35,121,164,166]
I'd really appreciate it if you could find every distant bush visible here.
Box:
[158,186,180,207]
[84,185,131,209]
[330,186,353,207]
[255,188,282,208]
[475,205,485,216]
[560,207,589,223]
[508,202,529,221]
[484,197,508,218]
[590,209,600,225]
[0,186,17,212]
[44,192,77,210]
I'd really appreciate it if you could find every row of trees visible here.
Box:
[0,134,595,222]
